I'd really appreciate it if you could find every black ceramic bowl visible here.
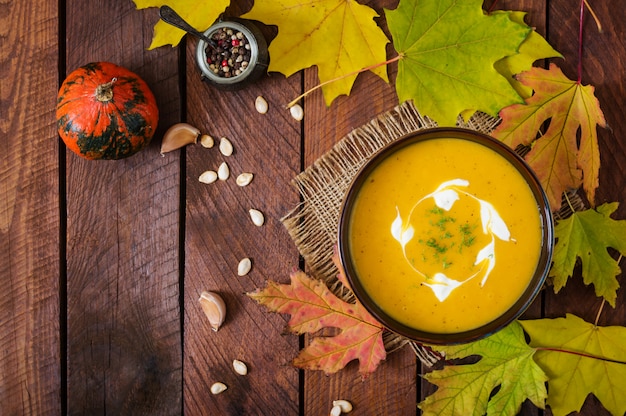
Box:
[338,128,554,345]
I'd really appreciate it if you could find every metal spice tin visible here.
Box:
[196,19,269,90]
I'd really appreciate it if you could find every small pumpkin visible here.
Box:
[56,62,159,160]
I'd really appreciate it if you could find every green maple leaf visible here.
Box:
[551,202,626,306]
[493,11,562,99]
[134,0,230,49]
[520,315,626,416]
[386,0,530,126]
[419,322,547,416]
[242,0,389,105]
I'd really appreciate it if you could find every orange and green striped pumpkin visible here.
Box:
[56,62,159,160]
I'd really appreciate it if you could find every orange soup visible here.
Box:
[347,137,544,334]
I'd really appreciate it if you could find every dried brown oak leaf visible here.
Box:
[248,271,386,378]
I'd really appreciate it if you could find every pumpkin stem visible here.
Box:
[95,77,118,102]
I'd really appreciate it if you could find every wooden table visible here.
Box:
[2,0,625,414]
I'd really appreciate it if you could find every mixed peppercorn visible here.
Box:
[205,27,252,78]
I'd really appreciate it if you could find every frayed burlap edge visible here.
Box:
[280,101,505,365]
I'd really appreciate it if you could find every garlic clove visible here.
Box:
[161,123,200,154]
[232,359,248,375]
[330,405,342,416]
[332,400,353,413]
[199,291,226,331]
[210,382,227,395]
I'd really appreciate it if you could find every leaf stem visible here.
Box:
[578,0,585,83]
[577,0,603,84]
[535,346,626,365]
[486,0,500,14]
[563,191,576,213]
[286,55,403,109]
[594,298,606,326]
[583,0,603,33]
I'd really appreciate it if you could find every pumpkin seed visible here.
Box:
[200,134,214,148]
[330,405,342,416]
[249,209,264,226]
[290,104,303,121]
[199,170,218,184]
[210,382,227,395]
[236,172,254,187]
[219,137,234,156]
[237,258,252,276]
[232,359,248,376]
[255,95,268,114]
[218,162,230,181]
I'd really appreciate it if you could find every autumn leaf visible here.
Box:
[419,321,547,416]
[331,246,352,290]
[492,63,607,210]
[520,314,626,416]
[385,0,530,126]
[248,271,386,377]
[550,202,626,306]
[134,0,230,49]
[493,11,562,98]
[242,0,389,105]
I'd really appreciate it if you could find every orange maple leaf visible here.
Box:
[248,271,386,377]
[492,63,607,210]
[332,246,352,290]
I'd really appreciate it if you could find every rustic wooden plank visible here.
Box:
[64,1,182,414]
[182,20,302,415]
[548,0,626,347]
[299,1,421,414]
[542,1,626,415]
[302,76,421,414]
[546,0,626,415]
[0,0,61,414]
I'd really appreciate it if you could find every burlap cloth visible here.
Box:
[281,100,580,366]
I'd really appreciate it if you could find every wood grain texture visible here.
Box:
[64,1,182,414]
[1,0,625,414]
[0,0,61,414]
[183,32,302,416]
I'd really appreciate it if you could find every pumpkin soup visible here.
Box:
[346,136,545,334]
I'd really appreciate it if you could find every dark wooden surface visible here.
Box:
[1,0,624,414]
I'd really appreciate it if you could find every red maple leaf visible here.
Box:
[248,271,386,377]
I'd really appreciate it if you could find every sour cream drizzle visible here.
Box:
[391,179,511,302]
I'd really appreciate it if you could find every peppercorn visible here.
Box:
[205,27,252,79]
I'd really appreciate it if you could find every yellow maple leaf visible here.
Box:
[134,0,230,49]
[242,0,389,105]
